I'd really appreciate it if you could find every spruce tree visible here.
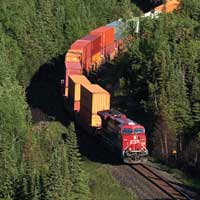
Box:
[67,124,90,200]
[191,75,200,134]
[45,147,65,200]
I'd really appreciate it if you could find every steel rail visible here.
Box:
[130,164,193,200]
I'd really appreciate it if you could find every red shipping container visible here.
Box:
[65,61,82,70]
[70,40,91,71]
[81,35,101,57]
[65,66,82,88]
[105,43,115,56]
[90,26,114,49]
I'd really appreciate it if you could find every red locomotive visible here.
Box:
[97,110,148,163]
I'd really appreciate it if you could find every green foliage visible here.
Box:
[67,124,90,200]
[83,161,137,200]
[0,0,139,199]
[45,147,66,200]
[116,6,200,167]
[0,27,23,84]
[182,0,200,21]
[0,80,29,199]
[0,0,135,87]
[191,75,200,133]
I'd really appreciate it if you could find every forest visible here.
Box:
[116,0,200,174]
[0,0,199,199]
[0,0,137,199]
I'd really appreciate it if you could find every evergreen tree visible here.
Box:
[0,79,29,199]
[45,147,65,200]
[182,0,200,21]
[67,124,90,200]
[0,27,23,84]
[59,144,72,199]
[191,75,200,134]
[0,142,15,200]
[0,0,145,199]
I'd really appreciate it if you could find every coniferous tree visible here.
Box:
[45,146,66,200]
[191,75,200,134]
[0,80,28,199]
[67,124,90,200]
[116,9,200,163]
[59,144,72,199]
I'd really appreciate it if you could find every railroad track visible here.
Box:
[130,164,193,200]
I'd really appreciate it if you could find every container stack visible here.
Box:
[70,40,91,71]
[65,65,82,96]
[106,20,124,57]
[81,35,101,70]
[90,26,115,58]
[68,75,90,111]
[154,0,181,13]
[80,84,110,127]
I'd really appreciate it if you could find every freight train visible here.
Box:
[62,1,180,163]
[65,76,148,163]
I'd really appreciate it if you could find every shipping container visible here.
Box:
[90,26,114,49]
[65,50,82,62]
[65,66,83,95]
[105,43,115,56]
[68,75,90,101]
[65,61,82,71]
[68,100,80,112]
[63,97,79,114]
[70,40,92,71]
[80,84,110,114]
[110,51,116,60]
[91,52,102,70]
[65,43,89,71]
[64,88,68,97]
[154,0,180,13]
[80,105,102,127]
[81,35,101,56]
[66,68,83,77]
[106,20,123,40]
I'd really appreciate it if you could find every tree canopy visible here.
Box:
[116,0,200,170]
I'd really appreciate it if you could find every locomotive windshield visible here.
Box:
[122,128,133,134]
[134,128,144,134]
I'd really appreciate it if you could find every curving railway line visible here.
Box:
[130,164,193,200]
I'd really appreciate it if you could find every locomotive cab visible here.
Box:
[98,110,148,164]
[121,124,148,164]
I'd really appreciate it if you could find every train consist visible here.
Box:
[63,1,180,163]
[65,74,148,163]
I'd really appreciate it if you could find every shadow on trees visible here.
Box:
[26,54,71,127]
[26,55,121,165]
